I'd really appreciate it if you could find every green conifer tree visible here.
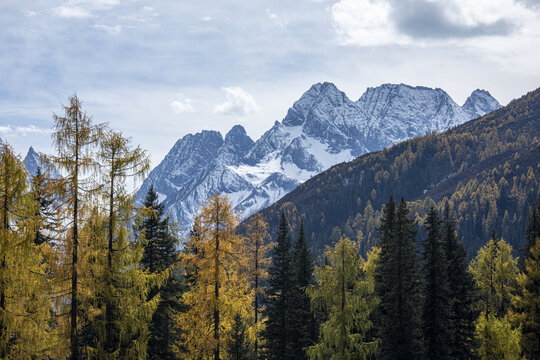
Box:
[225,313,252,360]
[442,208,479,359]
[139,185,183,360]
[264,213,294,360]
[290,220,317,359]
[375,197,424,360]
[421,207,451,360]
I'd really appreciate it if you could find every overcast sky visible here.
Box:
[1,0,539,167]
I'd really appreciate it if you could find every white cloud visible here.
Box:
[0,125,50,137]
[331,0,407,46]
[53,6,93,19]
[52,0,121,19]
[202,16,212,22]
[214,87,260,117]
[331,0,537,46]
[94,24,122,35]
[171,97,195,114]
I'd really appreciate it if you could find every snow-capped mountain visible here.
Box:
[137,83,501,232]
[24,146,60,178]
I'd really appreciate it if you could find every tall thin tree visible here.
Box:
[51,94,104,359]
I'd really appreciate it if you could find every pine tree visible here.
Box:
[264,212,295,360]
[225,313,252,360]
[421,207,451,360]
[307,236,378,360]
[0,143,54,358]
[138,185,183,360]
[50,94,105,359]
[290,220,317,359]
[442,208,479,359]
[375,197,424,360]
[177,194,251,360]
[511,237,540,358]
[244,212,272,359]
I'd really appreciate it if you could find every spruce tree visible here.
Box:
[421,207,451,360]
[442,208,479,359]
[264,212,294,360]
[375,197,424,360]
[139,185,183,360]
[290,220,317,359]
[225,313,252,360]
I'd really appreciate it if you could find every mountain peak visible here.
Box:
[282,82,348,126]
[463,89,501,119]
[224,125,254,156]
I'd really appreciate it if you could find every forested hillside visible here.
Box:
[245,88,540,257]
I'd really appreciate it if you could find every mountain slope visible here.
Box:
[245,88,540,257]
[137,83,501,232]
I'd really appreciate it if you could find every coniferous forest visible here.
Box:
[1,90,539,360]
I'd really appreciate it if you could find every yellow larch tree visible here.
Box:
[49,94,106,359]
[178,194,252,360]
[83,130,165,359]
[243,212,273,357]
[0,143,55,358]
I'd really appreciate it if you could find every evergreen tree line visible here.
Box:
[177,194,540,360]
[1,94,539,360]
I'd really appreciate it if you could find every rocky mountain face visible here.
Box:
[23,146,61,178]
[136,83,501,232]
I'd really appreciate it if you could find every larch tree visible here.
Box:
[0,143,54,358]
[138,184,183,360]
[469,236,518,318]
[264,213,295,360]
[421,207,451,360]
[50,94,105,359]
[307,236,378,360]
[177,194,251,360]
[470,237,520,360]
[89,130,163,359]
[511,237,540,358]
[375,197,424,360]
[442,208,479,359]
[244,212,272,359]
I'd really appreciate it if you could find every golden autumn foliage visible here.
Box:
[0,143,56,358]
[177,194,253,360]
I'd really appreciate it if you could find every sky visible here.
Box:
[1,0,539,167]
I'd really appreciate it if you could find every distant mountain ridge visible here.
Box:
[136,83,501,232]
[244,87,539,257]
